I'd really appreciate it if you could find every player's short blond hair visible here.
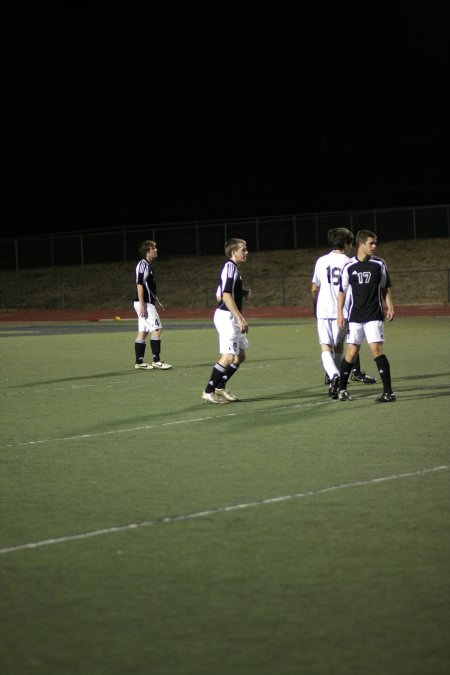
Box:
[139,240,157,257]
[224,238,246,258]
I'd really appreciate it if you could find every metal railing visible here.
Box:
[1,203,449,271]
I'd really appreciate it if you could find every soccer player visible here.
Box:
[337,230,395,402]
[133,240,172,370]
[202,238,251,404]
[311,228,376,399]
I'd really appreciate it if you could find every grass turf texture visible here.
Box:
[1,317,449,674]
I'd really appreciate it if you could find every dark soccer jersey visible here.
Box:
[216,259,244,311]
[134,259,157,304]
[340,255,391,323]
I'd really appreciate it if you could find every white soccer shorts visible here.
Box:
[347,320,384,345]
[317,318,346,347]
[134,301,162,333]
[214,308,249,355]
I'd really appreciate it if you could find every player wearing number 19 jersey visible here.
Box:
[311,228,375,399]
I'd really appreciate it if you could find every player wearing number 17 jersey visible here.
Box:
[337,230,396,402]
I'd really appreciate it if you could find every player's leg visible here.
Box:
[339,322,363,400]
[366,323,395,402]
[202,310,236,403]
[350,353,377,384]
[215,345,247,401]
[133,301,153,370]
[215,325,248,401]
[146,306,172,369]
[318,320,340,388]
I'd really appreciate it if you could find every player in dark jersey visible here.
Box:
[202,238,251,404]
[133,240,172,370]
[337,230,395,402]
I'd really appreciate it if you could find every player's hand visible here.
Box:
[240,319,249,334]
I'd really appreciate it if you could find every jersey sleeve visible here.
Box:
[311,260,321,285]
[339,262,350,293]
[136,260,146,285]
[221,261,236,294]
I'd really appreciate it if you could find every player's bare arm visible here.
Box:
[337,290,346,329]
[382,287,394,321]
[311,282,319,317]
[222,292,248,333]
[137,284,147,318]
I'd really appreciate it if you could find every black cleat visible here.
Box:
[376,392,397,403]
[351,371,376,384]
[328,375,340,399]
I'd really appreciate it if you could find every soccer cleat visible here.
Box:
[328,375,340,399]
[338,390,352,401]
[376,392,397,403]
[201,391,228,404]
[215,388,240,402]
[135,362,153,370]
[351,371,376,384]
[324,374,331,385]
[152,361,172,370]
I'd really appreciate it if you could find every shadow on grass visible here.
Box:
[14,371,133,388]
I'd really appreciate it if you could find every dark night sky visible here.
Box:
[2,4,450,237]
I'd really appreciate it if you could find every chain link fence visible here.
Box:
[1,204,449,271]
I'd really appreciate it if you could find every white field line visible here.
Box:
[0,465,447,557]
[0,398,333,448]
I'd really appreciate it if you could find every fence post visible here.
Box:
[195,222,200,255]
[281,277,286,306]
[60,279,65,309]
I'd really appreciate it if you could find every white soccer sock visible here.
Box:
[321,351,339,379]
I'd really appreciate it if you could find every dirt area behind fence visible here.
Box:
[0,238,449,320]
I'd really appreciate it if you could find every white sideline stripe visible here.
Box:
[0,399,332,448]
[0,465,447,557]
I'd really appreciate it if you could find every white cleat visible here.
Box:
[215,388,239,402]
[135,362,153,370]
[201,391,228,404]
[152,361,172,370]
[338,390,352,401]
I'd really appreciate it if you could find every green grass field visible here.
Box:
[1,317,449,675]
